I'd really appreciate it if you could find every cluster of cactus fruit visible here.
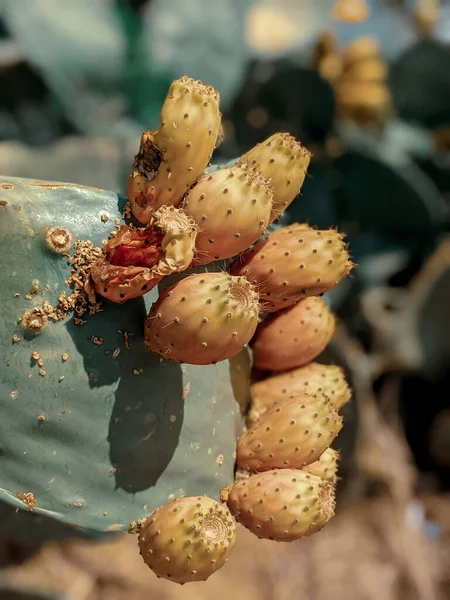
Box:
[4,75,354,584]
[127,77,353,582]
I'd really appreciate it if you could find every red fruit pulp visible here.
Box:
[109,229,164,268]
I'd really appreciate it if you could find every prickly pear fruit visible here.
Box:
[128,76,221,224]
[238,133,311,223]
[139,495,236,584]
[237,393,343,471]
[303,447,339,481]
[333,0,369,24]
[248,362,351,425]
[227,469,335,541]
[89,206,198,303]
[230,224,354,311]
[145,272,260,365]
[182,163,273,265]
[343,36,380,63]
[252,297,336,372]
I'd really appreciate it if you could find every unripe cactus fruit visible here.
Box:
[238,133,311,223]
[248,362,351,425]
[144,272,260,365]
[90,205,198,303]
[251,297,336,372]
[128,76,221,224]
[237,393,343,471]
[302,447,339,481]
[227,469,335,541]
[230,224,354,312]
[182,163,273,265]
[139,495,236,584]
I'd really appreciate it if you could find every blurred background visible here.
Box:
[0,0,449,598]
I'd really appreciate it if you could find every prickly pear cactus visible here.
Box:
[0,75,356,584]
[0,176,243,542]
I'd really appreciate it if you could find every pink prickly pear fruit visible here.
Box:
[89,206,198,304]
[144,272,260,365]
[139,495,236,584]
[227,469,335,541]
[248,362,351,425]
[251,297,336,372]
[238,133,311,223]
[302,447,339,481]
[128,76,221,224]
[237,393,342,472]
[182,163,273,265]
[230,223,354,312]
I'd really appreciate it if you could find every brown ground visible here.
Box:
[1,494,449,600]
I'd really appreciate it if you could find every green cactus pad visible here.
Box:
[0,176,243,542]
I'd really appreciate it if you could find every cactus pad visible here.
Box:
[0,176,242,542]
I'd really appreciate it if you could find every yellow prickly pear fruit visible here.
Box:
[248,362,351,425]
[144,272,260,365]
[128,76,221,224]
[333,0,369,23]
[230,224,354,312]
[227,469,335,541]
[303,447,340,481]
[182,163,273,265]
[139,495,236,584]
[238,133,311,223]
[237,393,343,472]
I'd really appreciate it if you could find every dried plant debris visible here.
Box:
[20,239,104,329]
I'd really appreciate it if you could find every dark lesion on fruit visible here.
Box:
[134,133,162,183]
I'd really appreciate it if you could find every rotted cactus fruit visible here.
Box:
[144,272,260,365]
[230,224,354,312]
[237,393,343,472]
[89,206,198,303]
[128,77,222,225]
[248,362,351,425]
[238,133,311,223]
[251,297,336,372]
[138,495,236,584]
[227,469,335,541]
